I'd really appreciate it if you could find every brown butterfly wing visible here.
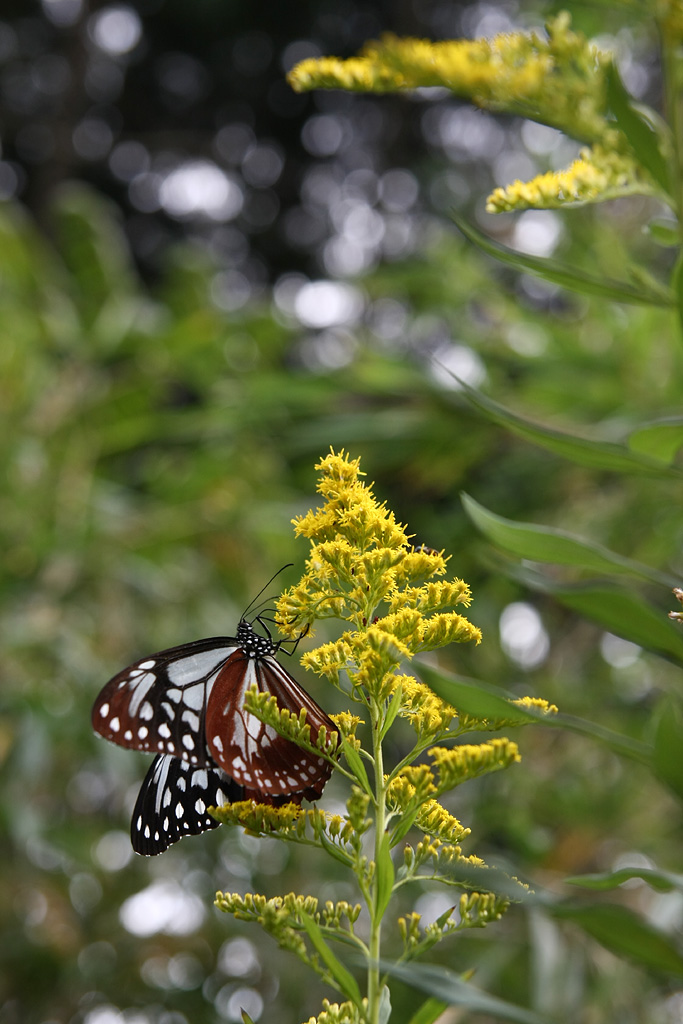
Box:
[204,652,334,801]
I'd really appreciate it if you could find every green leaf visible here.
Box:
[653,697,683,800]
[526,575,683,664]
[389,807,421,848]
[628,417,683,464]
[461,492,677,588]
[341,735,373,796]
[647,219,681,246]
[415,661,542,725]
[414,662,651,765]
[606,64,672,196]
[566,867,683,894]
[375,833,396,920]
[381,962,550,1024]
[299,911,363,1006]
[550,903,683,977]
[424,860,534,902]
[378,984,392,1024]
[406,996,450,1024]
[452,213,673,307]
[452,378,682,478]
[381,682,404,740]
[241,1012,256,1024]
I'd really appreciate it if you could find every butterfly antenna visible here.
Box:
[241,564,294,621]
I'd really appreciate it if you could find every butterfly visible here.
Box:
[92,615,335,855]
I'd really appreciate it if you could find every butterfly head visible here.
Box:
[236,618,278,660]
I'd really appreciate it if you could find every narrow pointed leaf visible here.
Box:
[566,867,683,894]
[381,962,550,1024]
[378,984,392,1024]
[550,903,683,977]
[628,417,683,464]
[653,697,683,800]
[381,682,404,740]
[452,378,682,478]
[407,996,449,1024]
[453,213,673,306]
[606,64,671,196]
[299,911,363,1005]
[414,661,541,726]
[527,576,683,664]
[341,735,373,796]
[414,662,651,765]
[461,492,677,587]
[424,859,534,902]
[647,219,680,246]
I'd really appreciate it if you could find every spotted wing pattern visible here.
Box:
[92,620,336,855]
[131,753,244,856]
[92,637,240,765]
[205,653,334,800]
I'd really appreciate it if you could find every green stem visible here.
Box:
[661,30,683,222]
[367,696,386,1024]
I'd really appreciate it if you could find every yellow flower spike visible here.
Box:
[486,147,649,213]
[302,638,354,682]
[415,799,471,844]
[429,740,521,791]
[418,612,483,651]
[289,17,610,144]
[394,676,456,738]
[395,548,448,583]
[512,696,559,716]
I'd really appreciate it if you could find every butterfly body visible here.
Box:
[92,618,334,854]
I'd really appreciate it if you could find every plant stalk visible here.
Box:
[367,697,386,1024]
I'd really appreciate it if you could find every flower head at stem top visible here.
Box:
[276,449,481,710]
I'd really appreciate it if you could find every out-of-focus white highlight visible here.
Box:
[499,602,550,668]
[120,880,205,936]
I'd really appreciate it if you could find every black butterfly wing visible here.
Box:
[92,637,240,765]
[131,753,244,855]
[205,652,335,800]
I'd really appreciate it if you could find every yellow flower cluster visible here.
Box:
[487,146,648,212]
[288,15,610,143]
[277,450,481,706]
[429,740,521,789]
[388,739,520,808]
[303,998,367,1024]
[395,675,456,737]
[414,798,471,844]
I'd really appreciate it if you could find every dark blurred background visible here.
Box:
[2,2,682,1023]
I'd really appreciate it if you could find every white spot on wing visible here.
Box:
[128,672,156,715]
[246,714,262,739]
[182,710,200,732]
[167,648,235,685]
[182,683,205,711]
[99,703,109,717]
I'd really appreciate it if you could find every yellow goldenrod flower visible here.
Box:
[486,145,650,212]
[289,16,610,144]
[429,739,521,790]
[415,798,471,843]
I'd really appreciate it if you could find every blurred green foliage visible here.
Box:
[3,82,683,1021]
